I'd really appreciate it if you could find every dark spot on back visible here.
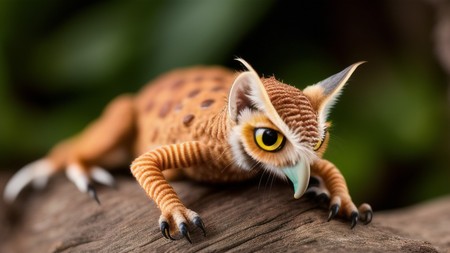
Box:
[188,89,201,98]
[172,79,185,89]
[193,75,204,82]
[200,99,215,108]
[145,101,154,112]
[211,86,224,92]
[159,101,172,118]
[212,76,225,82]
[183,114,195,126]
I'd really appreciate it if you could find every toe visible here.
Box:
[316,192,330,204]
[90,167,116,187]
[66,164,90,193]
[305,186,330,204]
[193,216,206,237]
[67,164,102,203]
[158,209,206,242]
[305,186,319,198]
[179,222,192,244]
[160,221,175,240]
[328,203,340,221]
[358,203,373,224]
[308,176,320,187]
[350,211,359,229]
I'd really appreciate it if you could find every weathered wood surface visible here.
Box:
[0,174,447,253]
[377,196,450,253]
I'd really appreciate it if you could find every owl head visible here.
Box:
[228,59,363,199]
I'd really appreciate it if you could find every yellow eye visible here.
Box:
[313,139,323,151]
[254,128,286,152]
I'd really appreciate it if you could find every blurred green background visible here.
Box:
[0,0,449,211]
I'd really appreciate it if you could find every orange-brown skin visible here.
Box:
[7,63,372,242]
[133,67,253,183]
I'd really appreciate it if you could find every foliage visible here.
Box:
[1,0,448,209]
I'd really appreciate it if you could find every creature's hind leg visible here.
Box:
[4,94,136,203]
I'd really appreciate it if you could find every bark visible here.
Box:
[0,175,446,253]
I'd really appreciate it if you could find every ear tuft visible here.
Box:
[228,71,260,122]
[235,57,258,74]
[303,62,365,136]
[228,58,270,122]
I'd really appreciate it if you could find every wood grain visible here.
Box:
[0,174,444,253]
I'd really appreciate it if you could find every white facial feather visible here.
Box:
[228,59,363,198]
[230,59,308,150]
[228,59,317,176]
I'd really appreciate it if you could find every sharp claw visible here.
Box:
[328,204,339,221]
[358,203,373,225]
[160,222,169,239]
[179,222,192,244]
[363,210,373,225]
[350,211,358,229]
[90,167,116,188]
[160,221,175,240]
[3,159,53,203]
[66,164,89,192]
[193,216,206,237]
[87,184,101,205]
[32,175,49,190]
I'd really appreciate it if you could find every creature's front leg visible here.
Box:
[131,142,206,243]
[311,159,373,228]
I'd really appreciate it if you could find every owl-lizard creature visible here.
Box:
[4,59,373,243]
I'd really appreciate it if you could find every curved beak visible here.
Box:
[282,160,311,199]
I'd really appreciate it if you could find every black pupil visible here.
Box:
[262,129,278,146]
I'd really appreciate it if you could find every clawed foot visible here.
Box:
[327,200,373,228]
[159,208,206,243]
[65,163,116,204]
[3,159,116,204]
[306,176,373,228]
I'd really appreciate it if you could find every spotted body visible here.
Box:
[134,66,252,183]
[4,59,373,243]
